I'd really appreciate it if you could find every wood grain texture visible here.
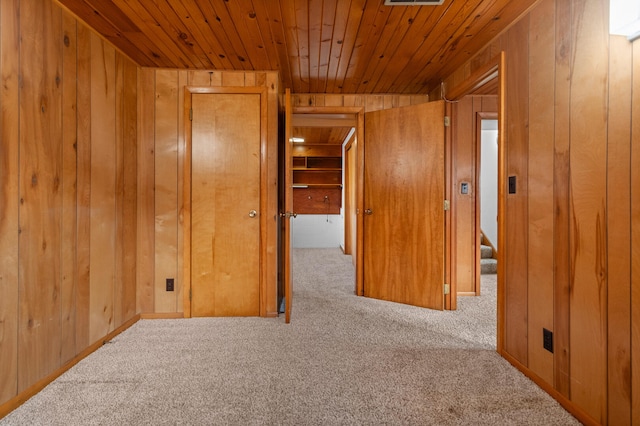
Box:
[504,16,529,366]
[631,37,640,426]
[60,12,78,364]
[451,96,475,294]
[0,2,140,409]
[89,34,116,343]
[18,0,63,391]
[526,0,555,386]
[75,22,92,353]
[190,93,261,317]
[154,70,179,313]
[363,101,445,310]
[606,34,633,426]
[293,188,341,214]
[0,0,20,403]
[265,72,279,316]
[552,0,572,398]
[136,67,155,314]
[121,58,138,322]
[568,1,608,422]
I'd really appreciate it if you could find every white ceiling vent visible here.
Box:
[384,0,445,5]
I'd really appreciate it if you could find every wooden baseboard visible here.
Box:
[457,291,477,297]
[499,350,598,426]
[0,314,141,420]
[139,312,185,319]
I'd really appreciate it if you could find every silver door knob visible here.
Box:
[249,210,257,218]
[364,209,373,215]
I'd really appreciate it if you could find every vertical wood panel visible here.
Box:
[89,34,116,343]
[504,16,529,365]
[176,70,187,312]
[631,37,640,426]
[18,1,63,390]
[266,72,279,315]
[154,70,179,313]
[606,35,633,426]
[75,22,92,351]
[114,54,125,328]
[60,13,78,364]
[121,58,138,321]
[452,97,475,294]
[553,0,572,398]
[137,67,155,313]
[568,1,608,421]
[0,0,20,403]
[526,0,555,386]
[222,71,246,87]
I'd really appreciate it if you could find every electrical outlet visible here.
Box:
[543,328,553,353]
[166,278,174,292]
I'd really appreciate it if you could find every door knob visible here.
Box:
[249,210,257,218]
[364,209,373,215]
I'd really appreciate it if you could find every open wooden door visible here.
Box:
[282,89,295,323]
[363,101,445,310]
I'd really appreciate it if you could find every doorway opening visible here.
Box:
[289,115,356,251]
[478,117,499,282]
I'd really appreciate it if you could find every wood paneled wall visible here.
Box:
[450,96,497,296]
[439,0,639,424]
[0,0,137,407]
[136,69,280,315]
[290,93,428,111]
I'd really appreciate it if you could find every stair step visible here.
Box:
[481,258,498,274]
[481,244,493,259]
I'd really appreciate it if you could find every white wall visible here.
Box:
[480,120,498,250]
[292,214,343,248]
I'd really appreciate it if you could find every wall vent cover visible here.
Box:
[384,0,445,5]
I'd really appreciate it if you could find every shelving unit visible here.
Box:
[291,145,342,214]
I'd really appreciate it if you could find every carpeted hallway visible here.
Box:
[0,248,578,425]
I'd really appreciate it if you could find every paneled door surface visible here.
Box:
[190,93,261,316]
[363,100,445,310]
[282,89,294,323]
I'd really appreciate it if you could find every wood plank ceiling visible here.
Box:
[56,0,537,94]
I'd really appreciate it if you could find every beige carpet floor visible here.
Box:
[1,248,579,425]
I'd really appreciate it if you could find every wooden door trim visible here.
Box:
[183,86,269,318]
[343,136,355,256]
[444,52,505,354]
[291,106,365,296]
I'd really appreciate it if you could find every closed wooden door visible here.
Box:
[190,93,261,316]
[363,101,445,310]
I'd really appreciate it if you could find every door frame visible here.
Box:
[182,86,269,318]
[444,52,506,352]
[475,112,498,295]
[291,106,365,296]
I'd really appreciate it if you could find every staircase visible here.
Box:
[480,233,497,274]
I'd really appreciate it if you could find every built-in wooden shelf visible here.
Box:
[292,147,342,213]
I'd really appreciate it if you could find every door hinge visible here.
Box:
[189,108,193,121]
[444,199,450,211]
[189,288,192,301]
[444,116,450,127]
[444,283,450,295]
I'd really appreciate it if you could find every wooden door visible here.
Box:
[363,101,445,310]
[190,93,261,316]
[282,88,294,323]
